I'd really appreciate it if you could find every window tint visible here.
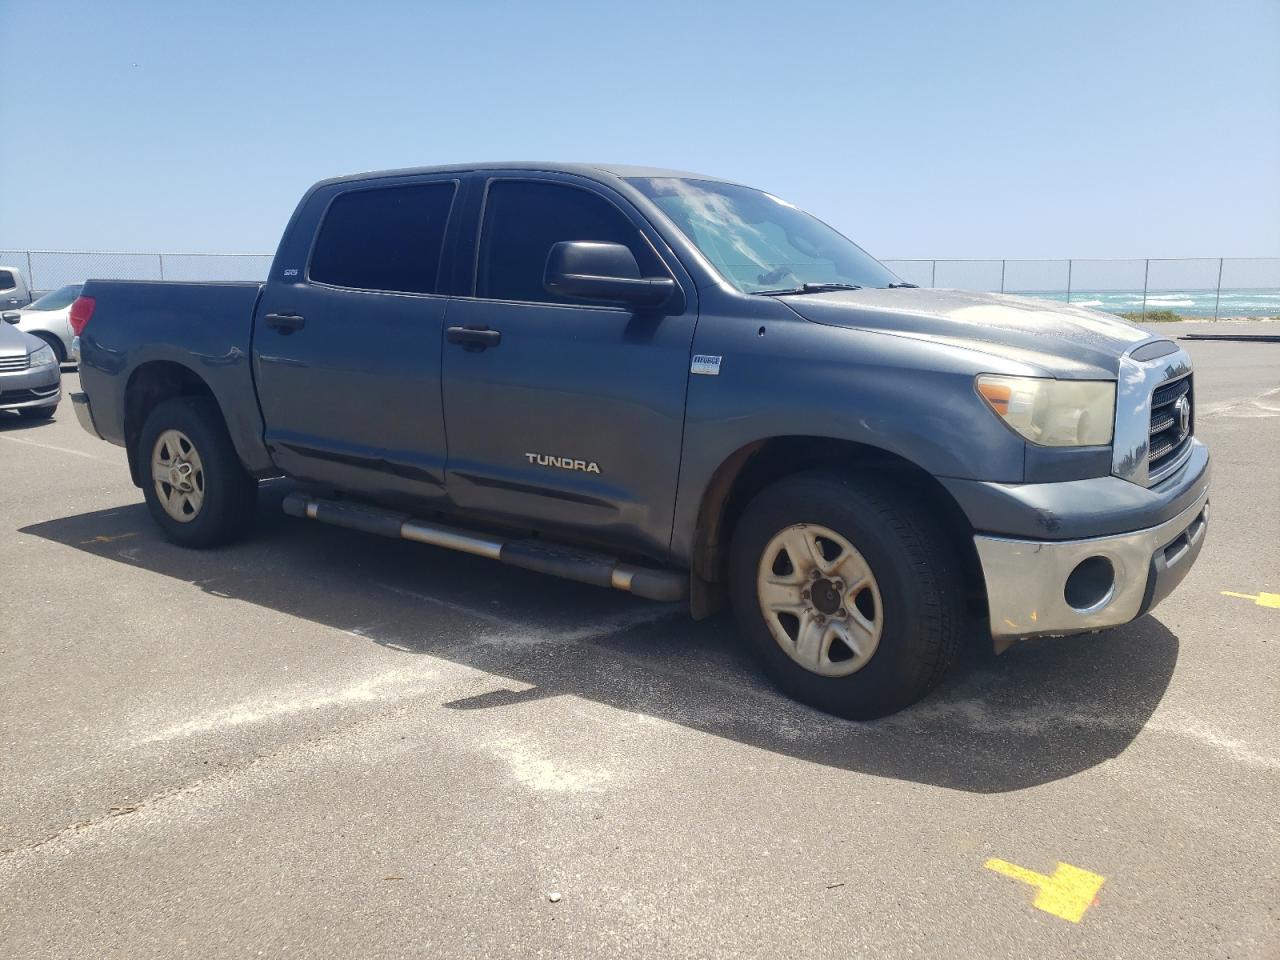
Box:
[476,180,662,304]
[310,182,456,294]
[0,271,15,291]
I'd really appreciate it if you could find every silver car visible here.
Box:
[0,318,61,420]
[2,283,82,365]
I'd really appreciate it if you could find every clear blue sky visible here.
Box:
[2,0,1277,258]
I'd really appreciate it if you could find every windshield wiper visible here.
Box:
[885,282,919,288]
[754,282,863,296]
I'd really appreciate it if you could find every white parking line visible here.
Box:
[0,433,106,460]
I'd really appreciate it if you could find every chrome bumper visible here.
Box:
[975,484,1209,641]
[71,391,102,439]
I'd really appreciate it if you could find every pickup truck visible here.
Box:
[71,163,1211,719]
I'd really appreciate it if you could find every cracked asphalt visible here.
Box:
[1,321,1277,958]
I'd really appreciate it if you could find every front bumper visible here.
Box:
[0,363,61,411]
[975,483,1209,641]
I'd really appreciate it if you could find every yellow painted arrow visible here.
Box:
[985,858,1106,923]
[1222,591,1280,609]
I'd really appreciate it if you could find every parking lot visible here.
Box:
[1,322,1276,958]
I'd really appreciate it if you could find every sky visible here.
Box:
[1,0,1278,260]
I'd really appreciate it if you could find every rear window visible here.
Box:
[27,284,82,311]
[0,270,15,291]
[309,182,456,294]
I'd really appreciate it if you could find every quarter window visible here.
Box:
[0,270,15,291]
[476,180,662,304]
[310,182,456,294]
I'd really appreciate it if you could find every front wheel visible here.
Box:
[138,397,257,548]
[728,471,965,719]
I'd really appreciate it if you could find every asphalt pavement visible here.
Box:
[1,321,1277,959]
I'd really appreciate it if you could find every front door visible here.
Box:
[440,176,697,559]
[253,178,459,504]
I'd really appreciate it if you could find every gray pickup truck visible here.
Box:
[71,163,1210,718]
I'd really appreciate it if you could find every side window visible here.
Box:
[476,180,663,304]
[0,270,15,291]
[309,182,456,294]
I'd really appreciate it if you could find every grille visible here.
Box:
[0,354,32,372]
[1148,373,1193,481]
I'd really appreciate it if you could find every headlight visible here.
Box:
[29,344,58,368]
[975,375,1115,447]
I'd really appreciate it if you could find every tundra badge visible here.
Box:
[526,453,601,474]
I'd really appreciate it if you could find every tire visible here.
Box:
[138,396,257,548]
[728,471,964,720]
[18,404,56,421]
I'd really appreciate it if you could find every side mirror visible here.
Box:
[2,312,20,324]
[544,241,675,308]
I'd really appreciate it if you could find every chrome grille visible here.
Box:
[0,354,32,372]
[1148,373,1193,482]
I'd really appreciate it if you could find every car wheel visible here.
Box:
[138,396,257,548]
[18,404,56,421]
[728,471,964,719]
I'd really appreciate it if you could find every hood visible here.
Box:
[779,288,1155,378]
[0,320,39,358]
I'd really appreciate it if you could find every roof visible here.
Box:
[311,161,736,191]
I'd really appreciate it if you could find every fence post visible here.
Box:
[26,250,34,292]
[1141,259,1149,321]
[1066,259,1072,303]
[1214,257,1224,320]
[158,253,165,280]
[1000,259,1006,293]
[930,260,936,288]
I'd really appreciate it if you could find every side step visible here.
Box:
[281,492,688,603]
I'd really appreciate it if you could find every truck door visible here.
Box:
[440,175,697,560]
[253,177,459,504]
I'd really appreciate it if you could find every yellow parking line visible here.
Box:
[1222,591,1280,609]
[984,858,1106,923]
[80,532,138,545]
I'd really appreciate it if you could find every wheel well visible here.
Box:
[123,361,219,487]
[689,437,985,619]
[30,331,65,362]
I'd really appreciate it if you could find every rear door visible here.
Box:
[253,176,459,504]
[439,174,698,560]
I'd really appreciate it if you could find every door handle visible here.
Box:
[264,312,306,333]
[446,325,502,351]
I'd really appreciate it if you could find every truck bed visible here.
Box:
[77,279,273,479]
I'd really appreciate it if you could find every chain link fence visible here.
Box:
[0,250,274,295]
[880,257,1280,319]
[2,249,1277,319]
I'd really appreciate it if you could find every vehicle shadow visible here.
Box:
[0,408,62,429]
[20,480,1179,794]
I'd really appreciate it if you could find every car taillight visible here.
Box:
[69,296,96,336]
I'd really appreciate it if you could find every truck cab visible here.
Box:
[0,266,33,310]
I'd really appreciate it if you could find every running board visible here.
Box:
[281,492,687,603]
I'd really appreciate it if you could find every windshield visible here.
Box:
[27,284,82,311]
[628,178,898,294]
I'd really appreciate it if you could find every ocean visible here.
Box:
[1008,288,1280,318]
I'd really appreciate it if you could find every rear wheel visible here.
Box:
[728,471,964,719]
[138,397,257,547]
